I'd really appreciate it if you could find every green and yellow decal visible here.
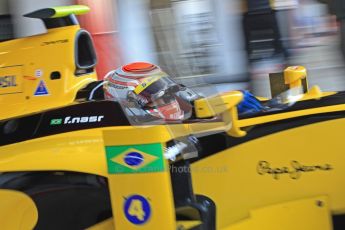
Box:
[105,143,165,174]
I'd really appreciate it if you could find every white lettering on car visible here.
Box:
[59,116,104,125]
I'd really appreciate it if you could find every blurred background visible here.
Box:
[1,0,345,98]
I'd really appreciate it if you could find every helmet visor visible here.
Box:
[135,76,180,105]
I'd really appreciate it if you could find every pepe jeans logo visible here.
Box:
[257,161,333,180]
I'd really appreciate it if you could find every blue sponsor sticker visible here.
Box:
[124,195,151,225]
[124,152,144,167]
[34,80,49,96]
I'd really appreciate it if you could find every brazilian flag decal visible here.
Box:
[105,143,165,174]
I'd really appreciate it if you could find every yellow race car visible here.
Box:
[0,5,345,230]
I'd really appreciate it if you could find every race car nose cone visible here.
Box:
[123,62,157,73]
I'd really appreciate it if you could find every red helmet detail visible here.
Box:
[123,62,157,73]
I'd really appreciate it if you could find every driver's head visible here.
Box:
[104,62,184,120]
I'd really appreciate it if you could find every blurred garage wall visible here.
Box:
[117,0,158,65]
[150,0,248,83]
[0,0,8,15]
[0,0,13,42]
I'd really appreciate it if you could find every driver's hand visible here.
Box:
[237,90,263,115]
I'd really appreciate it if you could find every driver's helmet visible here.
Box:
[103,62,185,120]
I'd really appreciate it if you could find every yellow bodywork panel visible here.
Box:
[0,189,38,230]
[192,118,345,228]
[225,196,331,230]
[194,91,243,118]
[0,128,108,175]
[0,123,225,174]
[103,127,176,230]
[0,25,97,121]
[107,173,176,230]
[300,88,335,101]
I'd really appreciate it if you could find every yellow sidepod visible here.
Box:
[0,189,38,229]
[191,118,345,229]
